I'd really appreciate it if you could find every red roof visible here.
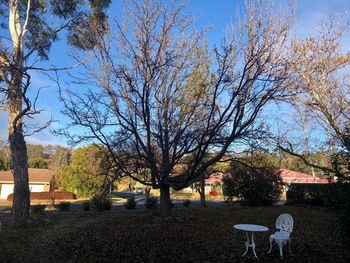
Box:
[0,169,53,183]
[279,169,328,184]
[204,169,329,184]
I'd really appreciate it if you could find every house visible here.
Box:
[204,172,227,193]
[196,169,329,196]
[0,168,53,199]
[279,169,329,198]
[180,172,228,194]
[279,169,329,185]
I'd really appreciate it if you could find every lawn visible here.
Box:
[0,206,348,263]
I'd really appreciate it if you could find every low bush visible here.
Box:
[91,195,112,211]
[82,201,91,211]
[55,202,71,211]
[125,197,137,209]
[145,197,158,209]
[209,189,219,197]
[223,165,283,206]
[31,204,46,214]
[183,199,191,207]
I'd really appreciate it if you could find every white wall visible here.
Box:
[0,183,45,199]
[0,184,13,199]
[29,184,45,193]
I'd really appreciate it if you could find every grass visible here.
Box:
[0,206,348,263]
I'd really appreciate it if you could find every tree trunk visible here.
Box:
[8,80,30,225]
[7,0,30,226]
[199,178,207,207]
[9,108,30,225]
[159,185,171,217]
[145,186,151,200]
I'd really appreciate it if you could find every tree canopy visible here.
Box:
[56,144,118,198]
[57,0,294,217]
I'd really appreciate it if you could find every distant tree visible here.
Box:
[58,0,293,217]
[0,144,11,170]
[278,151,331,176]
[0,0,111,225]
[28,158,47,169]
[57,145,120,198]
[0,158,7,170]
[51,146,71,171]
[27,144,44,159]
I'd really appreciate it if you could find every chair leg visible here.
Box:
[288,238,293,256]
[268,237,273,254]
[278,241,283,259]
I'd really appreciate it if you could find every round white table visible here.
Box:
[234,224,268,259]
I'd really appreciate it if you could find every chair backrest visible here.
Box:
[276,213,294,233]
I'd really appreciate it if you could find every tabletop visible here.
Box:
[234,224,268,232]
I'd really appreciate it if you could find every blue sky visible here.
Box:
[0,0,349,146]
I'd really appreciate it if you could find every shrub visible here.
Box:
[125,197,137,209]
[325,183,350,247]
[55,202,71,211]
[330,149,350,247]
[82,201,91,211]
[183,199,191,207]
[91,195,112,211]
[145,197,158,209]
[286,184,329,206]
[209,189,219,197]
[169,200,175,208]
[223,165,283,206]
[31,204,46,214]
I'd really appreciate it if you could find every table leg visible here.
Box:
[242,232,249,256]
[251,232,258,259]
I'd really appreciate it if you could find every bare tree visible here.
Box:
[279,13,350,179]
[59,0,293,217]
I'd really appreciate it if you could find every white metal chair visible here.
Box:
[268,213,294,258]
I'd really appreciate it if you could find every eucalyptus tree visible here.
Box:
[59,0,294,217]
[0,0,110,225]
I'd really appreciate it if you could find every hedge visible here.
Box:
[287,183,350,247]
[7,191,76,201]
[286,183,350,207]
